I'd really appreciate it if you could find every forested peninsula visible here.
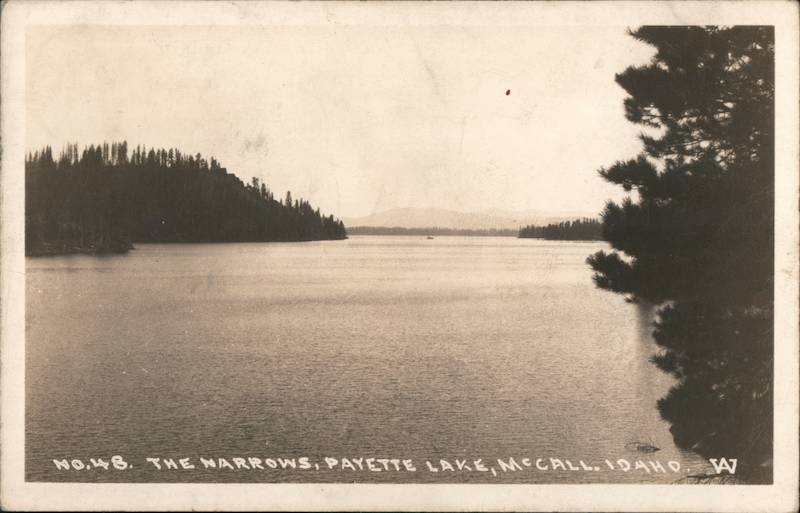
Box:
[518,218,602,241]
[347,218,603,239]
[25,143,347,256]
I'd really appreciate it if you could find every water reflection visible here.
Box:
[26,237,711,483]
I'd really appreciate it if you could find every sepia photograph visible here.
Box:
[1,1,798,511]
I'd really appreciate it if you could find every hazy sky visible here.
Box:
[27,25,654,218]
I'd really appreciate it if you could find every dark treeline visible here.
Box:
[348,226,518,237]
[26,142,347,255]
[518,218,602,240]
[587,27,774,482]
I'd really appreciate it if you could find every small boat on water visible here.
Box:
[625,440,660,453]
[427,236,434,240]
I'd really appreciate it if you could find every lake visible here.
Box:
[26,236,710,483]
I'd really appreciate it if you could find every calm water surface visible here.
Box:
[26,236,709,482]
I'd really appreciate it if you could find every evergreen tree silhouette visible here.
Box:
[26,143,348,254]
[586,26,774,482]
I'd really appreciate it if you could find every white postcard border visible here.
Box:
[2,1,798,511]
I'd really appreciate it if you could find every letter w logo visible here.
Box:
[709,458,738,474]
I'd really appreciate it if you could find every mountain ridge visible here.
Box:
[343,207,599,231]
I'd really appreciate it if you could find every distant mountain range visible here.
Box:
[343,207,599,231]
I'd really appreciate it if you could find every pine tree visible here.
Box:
[587,26,774,482]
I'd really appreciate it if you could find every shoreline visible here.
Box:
[25,241,134,257]
[25,236,350,257]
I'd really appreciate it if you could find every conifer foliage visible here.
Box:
[518,218,602,240]
[587,27,774,482]
[25,142,347,255]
